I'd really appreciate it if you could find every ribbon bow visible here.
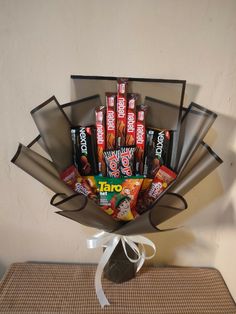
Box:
[87,231,156,307]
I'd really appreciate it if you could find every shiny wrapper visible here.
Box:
[116,78,128,147]
[106,93,116,150]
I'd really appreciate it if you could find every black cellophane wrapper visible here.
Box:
[11,77,222,283]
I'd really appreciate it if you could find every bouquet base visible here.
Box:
[104,240,138,283]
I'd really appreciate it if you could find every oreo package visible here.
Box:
[71,126,98,176]
[144,128,172,178]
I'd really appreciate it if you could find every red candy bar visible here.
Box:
[95,106,106,176]
[116,78,128,147]
[126,94,137,146]
[106,93,116,150]
[135,104,147,175]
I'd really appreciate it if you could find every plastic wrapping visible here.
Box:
[11,76,222,283]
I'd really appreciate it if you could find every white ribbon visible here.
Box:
[87,231,156,308]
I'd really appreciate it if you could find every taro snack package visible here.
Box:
[71,126,98,176]
[106,93,116,150]
[126,93,138,146]
[144,128,173,178]
[120,146,136,177]
[95,176,143,221]
[95,106,106,176]
[103,149,121,178]
[116,78,128,148]
[135,104,148,175]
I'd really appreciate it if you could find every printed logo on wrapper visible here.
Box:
[120,146,135,177]
[127,112,135,133]
[106,93,116,150]
[97,125,104,145]
[96,177,143,221]
[107,110,115,131]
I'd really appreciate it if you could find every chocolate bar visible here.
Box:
[144,128,172,178]
[60,165,97,201]
[104,149,121,178]
[142,165,176,209]
[71,127,79,169]
[126,94,137,146]
[95,106,106,176]
[116,78,128,147]
[135,104,147,175]
[106,93,116,150]
[120,146,136,177]
[71,126,98,176]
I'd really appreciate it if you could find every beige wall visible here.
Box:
[1,0,236,299]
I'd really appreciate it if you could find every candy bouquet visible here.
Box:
[11,76,222,306]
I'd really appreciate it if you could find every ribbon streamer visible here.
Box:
[87,231,156,307]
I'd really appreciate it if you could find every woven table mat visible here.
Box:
[0,263,235,313]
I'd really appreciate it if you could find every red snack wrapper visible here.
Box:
[60,165,97,201]
[116,78,128,147]
[106,93,116,150]
[120,146,136,177]
[141,165,176,210]
[135,104,147,175]
[126,93,137,146]
[103,149,121,178]
[95,106,106,176]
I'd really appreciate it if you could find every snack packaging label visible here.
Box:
[106,93,116,150]
[126,94,137,146]
[95,106,106,176]
[60,165,97,200]
[71,126,98,176]
[71,127,79,170]
[95,176,143,221]
[144,128,172,178]
[120,146,136,177]
[103,149,121,178]
[142,165,176,210]
[116,79,128,147]
[135,105,147,175]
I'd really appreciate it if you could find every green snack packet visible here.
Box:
[95,176,143,221]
